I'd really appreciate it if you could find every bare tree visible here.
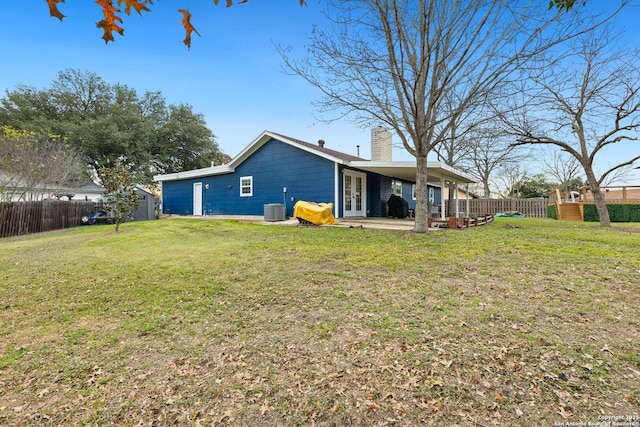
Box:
[495,163,530,199]
[280,0,619,231]
[0,131,83,201]
[542,149,585,194]
[599,164,638,187]
[499,29,640,226]
[461,126,527,198]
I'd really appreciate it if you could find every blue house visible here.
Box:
[154,130,475,219]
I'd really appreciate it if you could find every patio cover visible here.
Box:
[348,161,476,184]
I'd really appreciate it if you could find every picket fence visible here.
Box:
[0,201,98,238]
[463,198,548,218]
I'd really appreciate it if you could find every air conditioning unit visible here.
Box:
[264,203,286,221]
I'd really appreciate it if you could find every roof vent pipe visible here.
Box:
[318,139,325,148]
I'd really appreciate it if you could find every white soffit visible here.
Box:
[348,161,476,184]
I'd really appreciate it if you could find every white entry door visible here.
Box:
[193,182,203,216]
[343,170,366,217]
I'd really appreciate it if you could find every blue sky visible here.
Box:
[1,1,639,182]
[1,1,385,160]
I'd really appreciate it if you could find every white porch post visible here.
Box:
[455,182,460,217]
[466,184,470,217]
[440,176,446,219]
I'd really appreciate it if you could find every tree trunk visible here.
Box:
[584,165,610,227]
[483,181,491,199]
[414,155,429,232]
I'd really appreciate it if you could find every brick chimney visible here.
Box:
[318,139,325,148]
[371,127,392,161]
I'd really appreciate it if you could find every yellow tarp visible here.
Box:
[293,201,336,225]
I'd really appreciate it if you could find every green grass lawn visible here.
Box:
[1,217,639,426]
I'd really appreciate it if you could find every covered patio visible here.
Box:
[350,160,477,219]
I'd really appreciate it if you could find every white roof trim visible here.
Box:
[154,164,233,182]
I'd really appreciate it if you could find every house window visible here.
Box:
[240,176,253,197]
[391,180,402,196]
[411,185,435,202]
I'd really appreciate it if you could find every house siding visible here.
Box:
[368,173,383,217]
[161,138,336,216]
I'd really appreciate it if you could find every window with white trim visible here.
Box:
[240,176,253,197]
[412,185,435,202]
[391,180,402,196]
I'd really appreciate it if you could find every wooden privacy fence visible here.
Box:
[0,201,97,238]
[464,198,548,218]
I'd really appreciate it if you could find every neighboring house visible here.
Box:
[442,186,480,201]
[0,174,105,202]
[154,129,476,219]
[54,181,105,201]
[1,175,157,222]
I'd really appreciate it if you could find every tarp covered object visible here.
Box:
[495,211,526,218]
[387,194,409,218]
[293,201,336,225]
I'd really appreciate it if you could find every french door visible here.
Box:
[343,170,366,217]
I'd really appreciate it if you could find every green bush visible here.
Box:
[608,204,630,222]
[583,204,599,222]
[583,203,640,222]
[547,205,558,220]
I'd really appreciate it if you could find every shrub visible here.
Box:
[583,204,599,222]
[629,205,640,222]
[583,203,640,222]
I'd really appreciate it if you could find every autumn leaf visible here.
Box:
[178,9,200,50]
[48,0,307,48]
[600,343,614,354]
[121,0,152,16]
[365,400,380,411]
[47,0,65,20]
[260,403,273,415]
[391,399,406,413]
[96,0,125,43]
[558,405,572,419]
[212,0,234,6]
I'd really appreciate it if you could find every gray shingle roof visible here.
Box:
[269,131,367,162]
